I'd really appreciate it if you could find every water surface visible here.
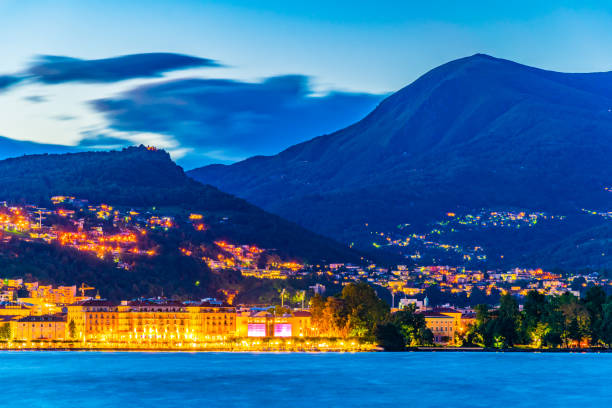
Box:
[1,351,609,407]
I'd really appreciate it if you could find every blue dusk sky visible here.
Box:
[1,0,612,168]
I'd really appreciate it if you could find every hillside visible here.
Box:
[0,146,363,261]
[0,146,366,299]
[189,54,612,270]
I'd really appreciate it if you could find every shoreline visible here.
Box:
[1,345,611,353]
[0,340,377,353]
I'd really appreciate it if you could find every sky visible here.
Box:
[1,0,612,169]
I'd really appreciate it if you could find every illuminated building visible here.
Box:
[66,299,238,343]
[420,307,476,344]
[0,302,32,318]
[236,310,312,338]
[14,314,67,340]
[421,311,456,344]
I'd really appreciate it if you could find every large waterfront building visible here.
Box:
[57,299,311,345]
[14,314,66,341]
[66,299,239,343]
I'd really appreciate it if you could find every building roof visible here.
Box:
[419,311,455,318]
[433,307,461,314]
[251,311,272,317]
[0,301,29,309]
[198,301,233,308]
[127,300,185,307]
[71,299,117,307]
[18,314,66,323]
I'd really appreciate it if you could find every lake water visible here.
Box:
[1,351,610,407]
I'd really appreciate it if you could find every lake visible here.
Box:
[0,351,609,407]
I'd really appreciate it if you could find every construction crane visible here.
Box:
[79,283,95,298]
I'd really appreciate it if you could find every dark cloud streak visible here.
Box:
[91,75,384,168]
[0,75,22,91]
[23,95,47,103]
[77,132,133,148]
[27,53,220,84]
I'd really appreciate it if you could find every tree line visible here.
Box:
[310,282,612,351]
[309,282,434,350]
[462,287,612,349]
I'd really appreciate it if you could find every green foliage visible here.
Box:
[389,305,433,347]
[374,323,405,351]
[310,283,389,340]
[469,288,612,349]
[0,323,12,340]
[68,320,76,339]
[600,302,612,346]
[495,294,522,347]
[341,283,390,339]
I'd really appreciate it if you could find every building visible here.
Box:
[0,302,32,318]
[14,314,66,340]
[420,307,477,344]
[236,310,313,338]
[421,311,456,344]
[66,299,238,343]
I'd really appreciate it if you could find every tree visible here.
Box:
[309,294,326,332]
[0,323,12,340]
[583,286,607,345]
[471,304,494,347]
[317,297,349,337]
[523,291,547,328]
[270,305,291,316]
[68,320,77,339]
[292,290,306,308]
[391,305,433,346]
[522,291,550,346]
[530,322,550,348]
[494,294,521,347]
[309,283,390,339]
[278,288,290,307]
[560,300,590,347]
[340,282,389,339]
[374,323,405,351]
[600,301,612,347]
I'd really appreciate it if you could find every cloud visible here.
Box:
[23,95,47,103]
[91,75,384,168]
[54,115,77,121]
[26,53,220,84]
[77,132,134,149]
[0,75,22,92]
[0,135,76,160]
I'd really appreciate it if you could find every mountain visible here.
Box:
[0,146,363,263]
[189,54,612,270]
[0,146,365,300]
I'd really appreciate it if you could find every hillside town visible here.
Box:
[0,197,165,268]
[1,196,611,351]
[0,197,308,277]
[319,263,602,301]
[368,209,568,263]
[1,197,609,306]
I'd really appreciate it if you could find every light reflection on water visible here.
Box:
[0,351,609,407]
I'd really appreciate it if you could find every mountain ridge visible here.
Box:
[0,146,366,264]
[189,54,612,269]
[0,146,375,300]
